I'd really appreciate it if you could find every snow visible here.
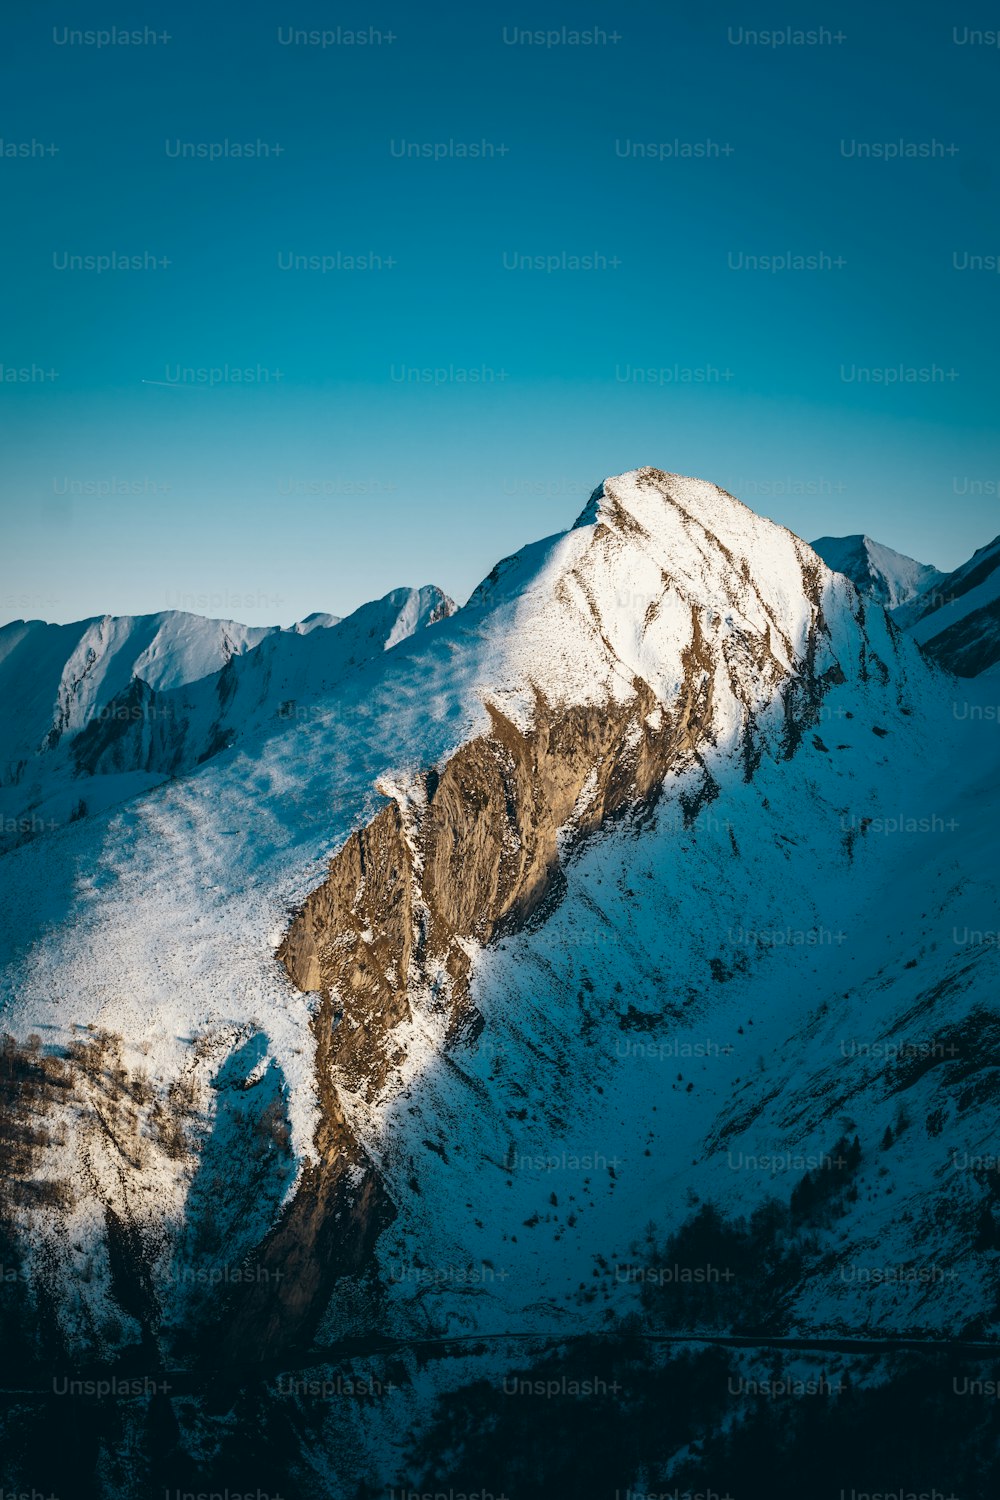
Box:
[907,536,1000,644]
[457,469,820,733]
[0,610,273,732]
[287,611,343,635]
[1,467,997,1370]
[811,534,944,612]
[0,585,454,857]
[371,660,997,1342]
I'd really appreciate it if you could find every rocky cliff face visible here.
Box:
[239,689,697,1355]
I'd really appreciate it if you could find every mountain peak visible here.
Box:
[574,466,761,534]
[460,465,919,743]
[811,532,943,611]
[572,479,606,528]
[288,611,343,635]
[1,462,979,1493]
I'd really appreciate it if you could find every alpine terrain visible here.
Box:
[0,587,453,852]
[1,468,999,1499]
[810,532,945,612]
[897,534,1000,677]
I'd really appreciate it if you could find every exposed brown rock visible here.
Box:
[220,654,786,1362]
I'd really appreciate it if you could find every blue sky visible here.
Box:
[2,1,998,625]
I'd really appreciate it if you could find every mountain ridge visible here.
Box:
[901,533,1000,676]
[810,532,944,612]
[1,467,998,1495]
[0,584,454,851]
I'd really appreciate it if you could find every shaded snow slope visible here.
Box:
[0,586,453,851]
[0,609,275,759]
[811,534,943,612]
[813,531,1000,676]
[899,535,1000,676]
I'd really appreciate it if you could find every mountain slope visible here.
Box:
[810,533,944,611]
[0,470,938,1327]
[0,586,453,851]
[898,535,1000,676]
[0,469,997,1496]
[0,608,276,762]
[813,531,1000,677]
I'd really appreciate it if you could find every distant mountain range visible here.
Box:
[812,529,1000,677]
[0,587,453,850]
[897,534,1000,676]
[810,532,944,612]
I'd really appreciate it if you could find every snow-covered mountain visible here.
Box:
[897,534,1000,676]
[0,607,276,758]
[810,533,944,611]
[1,470,998,1497]
[813,530,1000,677]
[0,587,453,851]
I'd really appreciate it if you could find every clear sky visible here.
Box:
[2,0,999,626]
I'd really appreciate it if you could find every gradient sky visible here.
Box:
[2,1,999,626]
